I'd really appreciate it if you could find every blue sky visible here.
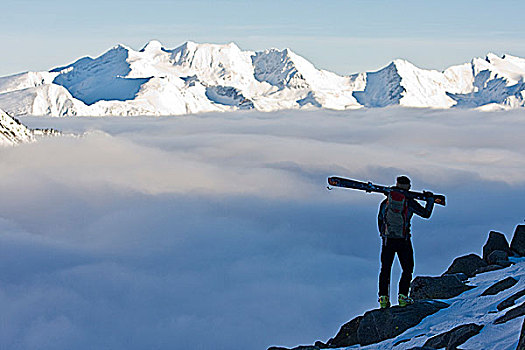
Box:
[2,0,525,76]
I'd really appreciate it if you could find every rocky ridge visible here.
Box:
[0,108,62,146]
[270,225,525,350]
[0,108,35,145]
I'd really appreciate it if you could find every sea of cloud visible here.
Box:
[0,108,524,349]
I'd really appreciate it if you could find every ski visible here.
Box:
[327,176,446,206]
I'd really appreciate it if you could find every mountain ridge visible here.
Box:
[1,41,524,116]
[0,108,35,145]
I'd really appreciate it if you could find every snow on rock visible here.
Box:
[0,108,35,145]
[0,84,88,116]
[252,48,310,90]
[1,40,525,116]
[0,71,58,94]
[169,41,257,88]
[352,62,405,107]
[205,85,255,109]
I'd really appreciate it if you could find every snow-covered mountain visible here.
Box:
[1,41,525,116]
[0,108,35,145]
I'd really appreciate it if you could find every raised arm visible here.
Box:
[409,193,434,219]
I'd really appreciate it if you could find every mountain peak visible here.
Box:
[485,52,502,63]
[112,43,132,52]
[140,40,164,53]
[180,40,198,50]
[176,40,241,53]
[389,59,419,71]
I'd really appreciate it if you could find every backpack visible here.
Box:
[383,190,409,239]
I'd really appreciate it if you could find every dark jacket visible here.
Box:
[378,188,434,238]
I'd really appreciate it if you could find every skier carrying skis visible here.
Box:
[377,176,434,308]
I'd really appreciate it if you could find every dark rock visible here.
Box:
[494,301,525,324]
[481,277,518,296]
[443,254,487,277]
[411,275,475,300]
[511,225,525,256]
[487,250,509,266]
[518,318,525,350]
[455,273,468,282]
[474,264,505,275]
[483,231,511,263]
[497,288,525,311]
[424,323,483,349]
[357,301,449,346]
[328,301,449,347]
[497,260,513,268]
[313,341,328,349]
[327,316,362,347]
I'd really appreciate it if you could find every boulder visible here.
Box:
[494,301,525,325]
[511,225,525,256]
[497,288,525,311]
[481,277,518,296]
[313,341,327,349]
[497,260,513,268]
[443,254,487,277]
[327,301,449,347]
[482,231,511,263]
[423,323,483,349]
[411,275,475,300]
[326,316,362,348]
[486,250,510,266]
[450,273,468,282]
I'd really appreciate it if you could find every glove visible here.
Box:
[423,191,434,199]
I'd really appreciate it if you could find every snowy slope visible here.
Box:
[1,41,525,116]
[0,108,35,145]
[350,259,525,350]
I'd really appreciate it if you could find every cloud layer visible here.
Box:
[0,108,524,349]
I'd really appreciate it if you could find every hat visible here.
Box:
[396,175,411,190]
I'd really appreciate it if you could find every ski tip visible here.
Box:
[435,196,446,206]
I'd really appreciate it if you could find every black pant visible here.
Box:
[379,238,414,297]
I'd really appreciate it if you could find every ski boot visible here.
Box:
[378,295,390,309]
[398,294,414,307]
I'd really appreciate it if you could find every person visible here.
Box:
[377,175,434,308]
